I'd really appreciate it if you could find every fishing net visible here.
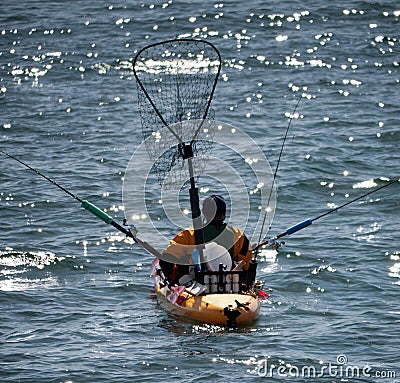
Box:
[133,39,221,188]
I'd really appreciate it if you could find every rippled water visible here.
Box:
[1,1,399,382]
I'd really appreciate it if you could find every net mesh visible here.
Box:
[133,39,221,188]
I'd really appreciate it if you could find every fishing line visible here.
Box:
[254,178,399,249]
[311,178,399,222]
[256,95,303,248]
[1,150,82,203]
[0,150,162,258]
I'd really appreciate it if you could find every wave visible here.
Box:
[0,247,64,269]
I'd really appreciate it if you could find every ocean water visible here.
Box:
[1,1,399,382]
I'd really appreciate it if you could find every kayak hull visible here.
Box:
[154,276,261,326]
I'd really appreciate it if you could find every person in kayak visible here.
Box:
[159,194,252,285]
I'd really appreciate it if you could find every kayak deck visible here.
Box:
[154,275,261,326]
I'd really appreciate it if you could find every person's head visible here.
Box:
[202,194,226,224]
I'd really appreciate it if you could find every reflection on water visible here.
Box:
[0,275,59,292]
[388,251,400,285]
[0,247,62,291]
[0,247,61,269]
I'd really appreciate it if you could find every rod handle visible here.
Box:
[81,200,113,224]
[277,218,312,238]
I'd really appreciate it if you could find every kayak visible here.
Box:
[153,272,262,327]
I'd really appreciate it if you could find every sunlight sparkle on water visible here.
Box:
[0,276,59,292]
[0,249,61,269]
[353,179,377,189]
[276,35,288,42]
[388,263,400,284]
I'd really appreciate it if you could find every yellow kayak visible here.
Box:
[154,275,261,326]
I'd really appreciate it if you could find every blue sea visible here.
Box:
[1,1,399,382]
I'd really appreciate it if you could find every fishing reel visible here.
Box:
[123,218,138,236]
[253,237,284,253]
[266,237,284,251]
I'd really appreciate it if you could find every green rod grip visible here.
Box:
[81,200,113,224]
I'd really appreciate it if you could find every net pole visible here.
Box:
[188,157,205,261]
[181,144,205,264]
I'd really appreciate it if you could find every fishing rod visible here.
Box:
[254,178,399,250]
[0,150,162,258]
[256,95,303,249]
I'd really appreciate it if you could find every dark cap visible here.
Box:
[202,194,226,222]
